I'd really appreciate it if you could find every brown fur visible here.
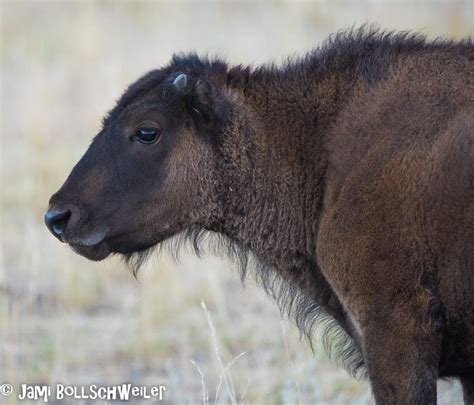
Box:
[46,28,474,404]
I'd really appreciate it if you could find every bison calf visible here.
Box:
[45,29,474,404]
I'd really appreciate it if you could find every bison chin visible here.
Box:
[70,241,111,261]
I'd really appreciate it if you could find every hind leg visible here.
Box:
[462,376,474,405]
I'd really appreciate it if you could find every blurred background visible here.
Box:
[1,1,473,404]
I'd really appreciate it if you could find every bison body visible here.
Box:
[46,29,474,404]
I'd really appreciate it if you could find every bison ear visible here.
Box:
[193,79,212,107]
[189,79,229,132]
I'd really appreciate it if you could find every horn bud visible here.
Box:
[172,73,187,90]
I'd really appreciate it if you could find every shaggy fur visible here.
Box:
[46,27,474,404]
[125,225,366,377]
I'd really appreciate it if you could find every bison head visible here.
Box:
[45,59,251,264]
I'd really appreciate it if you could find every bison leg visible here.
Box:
[315,260,443,405]
[317,248,443,403]
[461,376,474,405]
[358,300,441,405]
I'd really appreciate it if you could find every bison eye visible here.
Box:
[133,127,161,144]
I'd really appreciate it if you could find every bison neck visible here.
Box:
[204,63,362,342]
[217,64,356,268]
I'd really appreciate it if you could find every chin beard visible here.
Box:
[120,225,250,278]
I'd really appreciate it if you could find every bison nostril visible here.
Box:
[44,209,71,239]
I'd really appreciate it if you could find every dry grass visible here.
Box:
[1,1,472,404]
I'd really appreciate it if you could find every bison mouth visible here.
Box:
[65,226,178,263]
[65,229,111,261]
[69,231,159,262]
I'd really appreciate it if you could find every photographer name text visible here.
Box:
[13,383,166,402]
